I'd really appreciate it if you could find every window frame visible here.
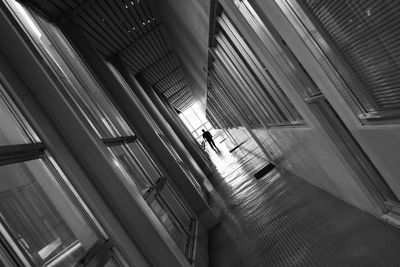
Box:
[38,15,134,138]
[4,2,199,263]
[7,2,134,139]
[104,136,197,261]
[0,84,117,267]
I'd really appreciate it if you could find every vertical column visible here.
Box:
[112,57,214,182]
[144,78,213,175]
[156,90,213,152]
[60,20,218,229]
[0,51,148,267]
[0,7,188,266]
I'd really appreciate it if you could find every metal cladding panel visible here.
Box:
[297,0,400,115]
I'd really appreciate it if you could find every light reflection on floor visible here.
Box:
[207,140,400,267]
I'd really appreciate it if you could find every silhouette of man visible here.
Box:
[202,129,217,150]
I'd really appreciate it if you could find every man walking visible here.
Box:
[202,129,218,150]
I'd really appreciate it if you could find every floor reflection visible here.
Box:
[207,140,400,267]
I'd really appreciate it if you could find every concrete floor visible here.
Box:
[207,139,400,267]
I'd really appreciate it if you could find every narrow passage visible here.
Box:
[207,141,400,267]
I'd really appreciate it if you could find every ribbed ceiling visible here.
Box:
[22,0,194,111]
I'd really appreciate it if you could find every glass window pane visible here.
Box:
[0,84,40,145]
[183,108,203,129]
[6,1,133,138]
[126,142,162,184]
[0,159,100,267]
[47,24,134,137]
[187,114,202,130]
[149,197,187,255]
[179,115,194,132]
[108,145,152,194]
[106,62,167,137]
[159,184,193,233]
[180,103,216,139]
[196,128,204,138]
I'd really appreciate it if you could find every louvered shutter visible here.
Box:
[301,0,400,117]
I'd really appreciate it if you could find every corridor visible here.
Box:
[207,140,400,267]
[2,0,400,266]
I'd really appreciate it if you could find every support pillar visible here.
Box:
[112,57,213,184]
[0,7,189,266]
[139,75,214,176]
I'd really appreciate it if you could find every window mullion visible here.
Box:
[101,135,137,147]
[0,143,45,165]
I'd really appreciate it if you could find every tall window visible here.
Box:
[0,82,106,266]
[179,103,219,143]
[5,0,197,261]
